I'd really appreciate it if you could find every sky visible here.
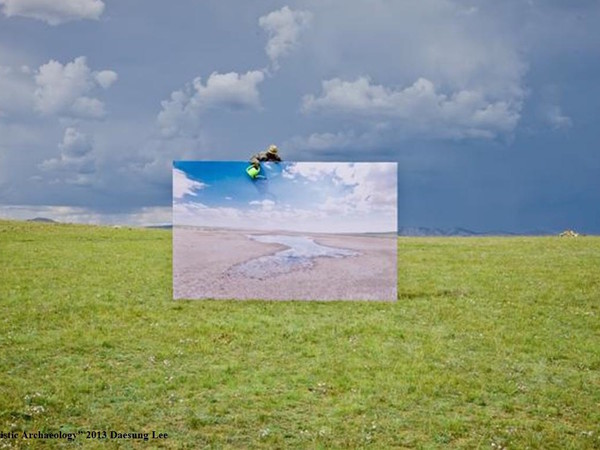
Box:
[0,0,598,232]
[173,161,397,233]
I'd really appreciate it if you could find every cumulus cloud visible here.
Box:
[259,6,312,70]
[173,168,206,200]
[0,0,105,25]
[283,162,397,218]
[281,162,337,181]
[158,70,265,137]
[38,127,96,186]
[94,70,118,89]
[285,0,530,147]
[302,77,522,139]
[342,163,397,214]
[172,162,396,232]
[34,56,117,118]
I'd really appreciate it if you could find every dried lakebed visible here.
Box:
[173,227,396,300]
[228,235,360,279]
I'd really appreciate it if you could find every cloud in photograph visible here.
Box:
[283,162,397,215]
[173,167,207,200]
[0,0,105,25]
[173,161,397,233]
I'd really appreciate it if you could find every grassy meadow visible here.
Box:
[1,219,599,449]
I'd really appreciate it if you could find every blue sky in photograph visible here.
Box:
[0,1,598,232]
[173,162,397,233]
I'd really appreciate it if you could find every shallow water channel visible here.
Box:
[229,235,360,279]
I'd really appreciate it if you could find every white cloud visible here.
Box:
[173,202,240,227]
[259,6,312,70]
[35,58,91,114]
[34,56,116,118]
[172,168,206,200]
[288,0,530,146]
[302,77,522,139]
[283,162,397,218]
[249,199,275,211]
[173,198,394,233]
[0,0,105,25]
[174,200,312,230]
[94,70,118,89]
[39,127,96,186]
[343,163,397,213]
[172,163,396,232]
[192,71,264,109]
[282,162,338,181]
[158,70,265,137]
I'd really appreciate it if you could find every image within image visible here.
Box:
[173,161,397,301]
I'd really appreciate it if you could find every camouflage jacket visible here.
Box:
[249,151,282,166]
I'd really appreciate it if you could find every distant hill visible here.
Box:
[398,227,475,236]
[398,227,552,237]
[28,217,57,223]
[145,224,173,230]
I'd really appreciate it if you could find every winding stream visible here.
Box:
[229,235,360,279]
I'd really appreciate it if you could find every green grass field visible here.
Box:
[1,220,599,449]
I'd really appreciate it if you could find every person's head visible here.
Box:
[267,145,278,156]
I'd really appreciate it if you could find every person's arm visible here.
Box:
[249,153,261,168]
[266,153,282,162]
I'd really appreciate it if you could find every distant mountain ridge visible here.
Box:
[145,224,173,230]
[28,217,56,223]
[398,226,553,236]
[20,218,556,235]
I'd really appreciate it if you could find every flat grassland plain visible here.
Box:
[1,220,599,449]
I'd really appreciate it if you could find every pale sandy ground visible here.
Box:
[173,227,397,301]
